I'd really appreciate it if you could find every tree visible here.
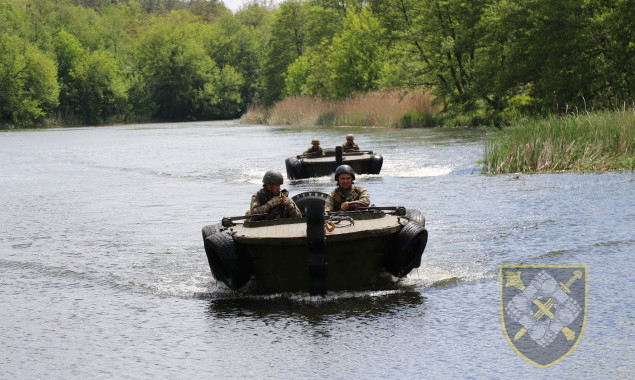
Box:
[201,15,261,113]
[0,34,59,127]
[134,16,244,120]
[326,6,386,99]
[371,0,492,119]
[583,0,634,107]
[282,4,342,98]
[262,0,306,106]
[477,0,598,115]
[53,30,127,124]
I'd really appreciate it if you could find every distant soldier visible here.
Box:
[304,138,324,155]
[250,170,302,220]
[342,134,360,152]
[325,165,370,213]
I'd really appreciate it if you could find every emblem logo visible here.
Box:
[500,265,587,367]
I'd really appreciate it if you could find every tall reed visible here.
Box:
[243,89,436,127]
[483,109,634,173]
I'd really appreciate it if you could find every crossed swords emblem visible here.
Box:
[505,269,583,344]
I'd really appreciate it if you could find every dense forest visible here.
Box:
[1,0,632,128]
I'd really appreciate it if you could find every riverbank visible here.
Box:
[240,90,442,128]
[483,109,634,173]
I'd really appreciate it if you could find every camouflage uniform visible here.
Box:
[303,146,324,155]
[342,142,360,152]
[250,187,302,220]
[324,185,370,213]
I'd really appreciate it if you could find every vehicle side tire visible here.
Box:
[405,209,425,227]
[385,222,428,278]
[306,202,327,295]
[292,191,329,217]
[369,154,383,174]
[285,157,303,180]
[202,223,223,239]
[305,202,326,251]
[203,232,251,290]
[335,145,343,166]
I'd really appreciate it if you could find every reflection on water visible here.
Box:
[0,122,633,379]
[207,291,425,322]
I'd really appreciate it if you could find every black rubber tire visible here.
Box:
[335,145,343,166]
[203,232,251,290]
[368,154,383,174]
[292,191,328,217]
[405,209,425,227]
[285,157,303,180]
[385,222,428,277]
[305,202,326,251]
[306,202,327,295]
[202,223,223,239]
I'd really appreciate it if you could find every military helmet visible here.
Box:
[262,170,284,185]
[335,164,356,181]
[311,138,320,144]
[346,133,354,141]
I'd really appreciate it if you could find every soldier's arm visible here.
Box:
[251,194,274,214]
[355,188,370,206]
[324,194,334,213]
[286,199,303,218]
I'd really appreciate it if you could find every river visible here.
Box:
[1,121,633,379]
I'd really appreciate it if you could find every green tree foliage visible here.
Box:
[201,15,261,111]
[282,4,342,98]
[1,0,631,127]
[583,0,634,106]
[134,15,244,120]
[478,0,595,115]
[53,30,127,124]
[326,7,386,99]
[372,0,632,122]
[371,0,491,118]
[262,0,306,106]
[285,6,384,100]
[0,33,59,127]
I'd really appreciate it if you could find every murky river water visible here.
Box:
[1,121,633,378]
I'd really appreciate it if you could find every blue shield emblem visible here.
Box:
[500,265,587,367]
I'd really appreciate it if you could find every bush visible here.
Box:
[398,112,437,128]
[483,109,635,173]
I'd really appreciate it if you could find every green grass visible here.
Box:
[483,109,634,173]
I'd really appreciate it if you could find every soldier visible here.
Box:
[303,138,324,155]
[250,170,302,220]
[324,165,370,213]
[342,134,360,152]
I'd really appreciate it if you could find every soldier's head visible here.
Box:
[346,134,354,143]
[311,138,320,146]
[262,170,283,195]
[335,165,355,189]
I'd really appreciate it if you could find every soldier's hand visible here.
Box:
[280,189,289,197]
[266,196,283,208]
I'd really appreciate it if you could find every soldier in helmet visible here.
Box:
[303,138,324,155]
[324,165,370,213]
[342,134,359,152]
[250,170,302,220]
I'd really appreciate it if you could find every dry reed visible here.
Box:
[242,89,436,127]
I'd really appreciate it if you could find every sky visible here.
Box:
[222,1,280,13]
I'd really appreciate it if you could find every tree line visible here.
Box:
[1,0,632,128]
